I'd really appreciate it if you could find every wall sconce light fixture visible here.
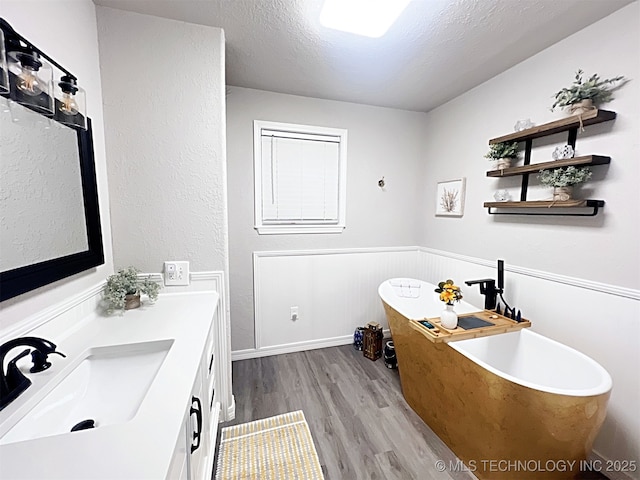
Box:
[8,50,54,115]
[0,28,9,94]
[56,75,86,129]
[0,17,87,130]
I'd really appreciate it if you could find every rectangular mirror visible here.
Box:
[0,97,104,301]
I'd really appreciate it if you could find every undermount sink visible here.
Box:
[0,339,173,445]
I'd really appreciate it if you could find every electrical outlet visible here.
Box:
[164,261,190,286]
[290,306,299,321]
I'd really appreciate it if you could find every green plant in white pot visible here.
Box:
[551,70,627,115]
[104,266,161,313]
[538,166,592,201]
[485,142,519,170]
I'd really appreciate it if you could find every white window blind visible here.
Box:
[254,121,347,234]
[261,132,340,223]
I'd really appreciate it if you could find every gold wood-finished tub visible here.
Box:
[379,278,611,480]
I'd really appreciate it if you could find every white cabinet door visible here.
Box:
[169,318,219,480]
[165,410,189,480]
[189,373,207,480]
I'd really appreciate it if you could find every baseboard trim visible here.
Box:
[588,450,636,480]
[419,247,640,301]
[226,396,236,422]
[233,329,391,361]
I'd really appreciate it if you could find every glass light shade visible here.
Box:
[0,29,9,94]
[7,50,54,115]
[55,75,87,130]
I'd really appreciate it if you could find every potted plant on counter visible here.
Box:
[538,166,592,201]
[104,266,161,313]
[485,141,519,170]
[551,69,627,115]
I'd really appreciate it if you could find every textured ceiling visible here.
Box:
[93,0,635,112]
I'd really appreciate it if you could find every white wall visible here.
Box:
[420,3,639,290]
[226,87,427,350]
[95,7,229,275]
[0,0,114,334]
[419,3,640,475]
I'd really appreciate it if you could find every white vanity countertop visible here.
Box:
[0,291,219,479]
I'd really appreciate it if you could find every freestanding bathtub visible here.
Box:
[379,278,612,480]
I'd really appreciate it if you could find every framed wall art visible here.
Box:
[436,178,466,217]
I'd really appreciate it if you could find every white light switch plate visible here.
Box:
[164,261,190,286]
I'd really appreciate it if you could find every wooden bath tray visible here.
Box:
[409,310,531,343]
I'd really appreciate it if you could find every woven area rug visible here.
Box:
[215,410,324,480]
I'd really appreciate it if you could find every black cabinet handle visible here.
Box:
[209,353,214,373]
[190,396,203,454]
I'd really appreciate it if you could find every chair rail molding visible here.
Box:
[419,247,640,301]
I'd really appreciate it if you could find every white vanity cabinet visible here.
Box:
[167,318,221,480]
[205,318,221,453]
[0,291,231,480]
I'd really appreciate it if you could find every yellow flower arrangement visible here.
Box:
[434,279,463,305]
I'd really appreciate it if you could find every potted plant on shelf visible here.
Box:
[551,69,627,115]
[537,166,592,201]
[104,266,161,313]
[485,141,519,170]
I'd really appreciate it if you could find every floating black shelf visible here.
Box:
[484,200,605,217]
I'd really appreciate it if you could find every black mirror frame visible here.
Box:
[0,117,105,301]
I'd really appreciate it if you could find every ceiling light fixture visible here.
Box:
[319,0,412,38]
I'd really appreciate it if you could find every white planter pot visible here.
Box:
[495,158,512,170]
[568,99,594,115]
[553,186,574,201]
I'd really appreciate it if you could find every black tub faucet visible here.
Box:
[0,337,66,411]
[464,278,500,310]
[465,260,505,311]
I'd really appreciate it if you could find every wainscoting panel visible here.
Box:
[253,248,419,352]
[250,246,639,473]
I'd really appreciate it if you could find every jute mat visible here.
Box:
[215,410,324,480]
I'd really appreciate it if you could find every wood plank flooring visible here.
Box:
[216,345,609,480]
[218,345,474,480]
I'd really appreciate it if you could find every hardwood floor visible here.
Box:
[218,345,475,480]
[216,345,610,480]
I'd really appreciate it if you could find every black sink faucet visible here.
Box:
[0,337,66,411]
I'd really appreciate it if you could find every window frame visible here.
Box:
[253,120,347,235]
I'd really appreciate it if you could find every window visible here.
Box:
[253,120,347,234]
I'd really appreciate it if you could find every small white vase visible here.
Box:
[441,304,458,329]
